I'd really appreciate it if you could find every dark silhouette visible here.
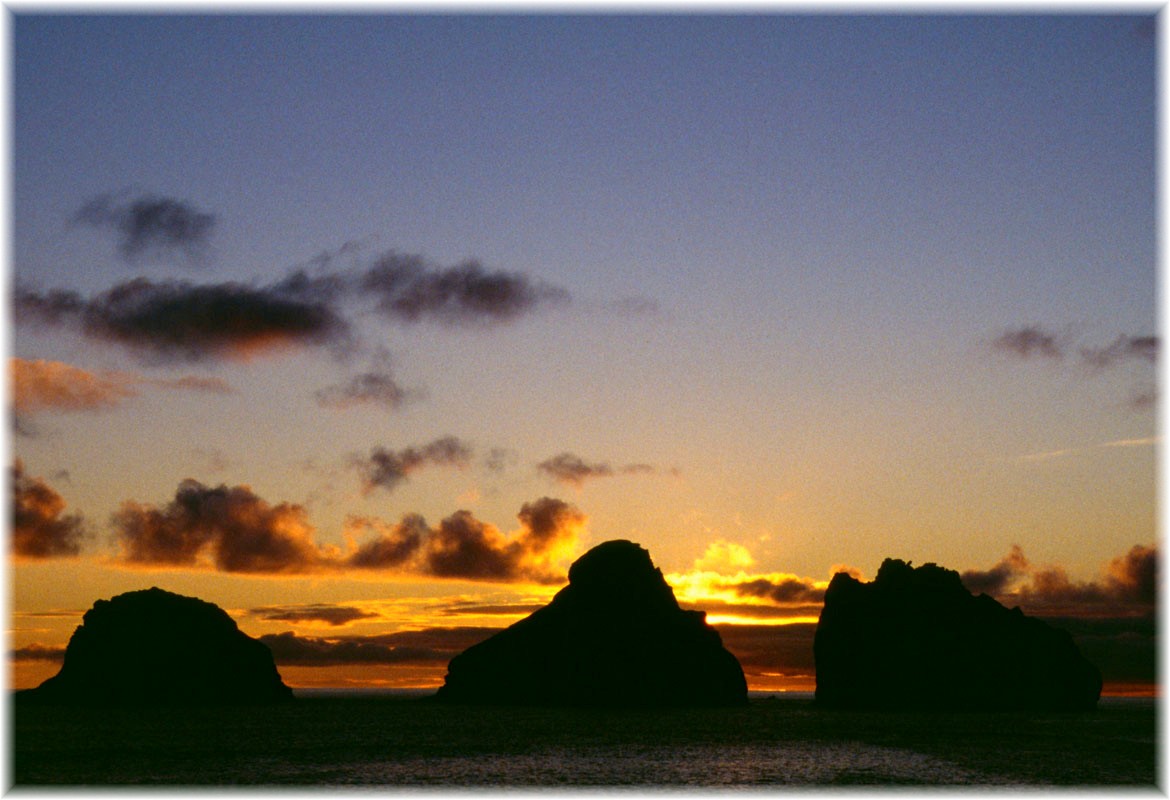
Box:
[435,539,748,706]
[22,587,293,705]
[814,559,1103,711]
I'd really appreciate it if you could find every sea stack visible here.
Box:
[435,539,748,707]
[814,559,1102,711]
[26,587,293,705]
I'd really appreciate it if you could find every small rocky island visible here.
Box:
[435,539,748,707]
[23,587,293,706]
[814,559,1102,711]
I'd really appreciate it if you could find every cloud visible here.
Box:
[11,358,232,415]
[111,479,583,582]
[11,643,67,662]
[723,575,826,605]
[352,436,474,494]
[12,358,136,413]
[1080,335,1158,369]
[113,479,327,573]
[315,370,418,411]
[11,460,88,559]
[536,452,666,488]
[248,604,380,627]
[715,622,818,677]
[960,543,1157,617]
[345,497,585,583]
[259,631,443,666]
[259,627,497,667]
[15,278,351,364]
[74,191,216,263]
[694,540,756,572]
[959,544,1030,595]
[360,252,569,326]
[992,326,1064,359]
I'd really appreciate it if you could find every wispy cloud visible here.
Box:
[74,191,216,264]
[11,358,231,416]
[315,369,420,411]
[992,326,1064,359]
[248,604,381,627]
[537,451,672,488]
[351,436,474,495]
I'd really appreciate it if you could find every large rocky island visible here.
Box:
[435,539,748,707]
[814,558,1102,711]
[23,587,293,706]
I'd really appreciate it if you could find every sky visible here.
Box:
[8,11,1159,694]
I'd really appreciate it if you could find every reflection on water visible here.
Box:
[335,741,1015,785]
[12,694,1157,786]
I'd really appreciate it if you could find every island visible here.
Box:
[435,539,748,706]
[814,558,1102,711]
[22,586,293,706]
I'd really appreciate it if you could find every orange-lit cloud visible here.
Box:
[11,358,231,417]
[11,461,87,559]
[346,497,586,583]
[960,543,1157,617]
[112,479,584,582]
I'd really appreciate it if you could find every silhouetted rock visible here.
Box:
[435,540,748,707]
[814,559,1102,711]
[25,587,293,706]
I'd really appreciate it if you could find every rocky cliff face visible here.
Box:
[435,539,748,707]
[814,559,1102,711]
[27,587,293,705]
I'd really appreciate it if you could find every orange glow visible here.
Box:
[705,613,820,626]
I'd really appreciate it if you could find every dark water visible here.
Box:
[10,693,1158,786]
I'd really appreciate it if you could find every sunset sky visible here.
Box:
[9,12,1158,694]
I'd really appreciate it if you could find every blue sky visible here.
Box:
[9,11,1159,689]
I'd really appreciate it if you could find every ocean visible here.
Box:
[10,692,1158,787]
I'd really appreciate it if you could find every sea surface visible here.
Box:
[10,691,1159,787]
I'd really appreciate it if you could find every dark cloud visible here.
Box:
[11,643,67,662]
[315,370,418,411]
[992,326,1063,359]
[961,544,1157,618]
[110,479,582,583]
[260,627,501,667]
[360,252,569,326]
[345,498,584,583]
[113,479,324,573]
[15,278,351,364]
[11,460,87,559]
[259,631,444,666]
[249,604,380,627]
[344,514,428,569]
[960,544,1030,596]
[74,191,216,263]
[721,576,826,605]
[352,437,474,494]
[1080,335,1158,369]
[537,452,663,488]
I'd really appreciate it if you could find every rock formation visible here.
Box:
[435,539,748,706]
[25,587,293,705]
[814,559,1102,711]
